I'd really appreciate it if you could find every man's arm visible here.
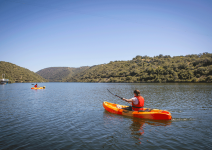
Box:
[122,98,133,105]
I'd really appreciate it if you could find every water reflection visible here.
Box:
[103,110,171,144]
[130,117,171,144]
[130,118,145,136]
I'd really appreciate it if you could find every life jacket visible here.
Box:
[34,84,37,87]
[132,96,144,111]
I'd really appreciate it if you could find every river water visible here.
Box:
[0,83,211,150]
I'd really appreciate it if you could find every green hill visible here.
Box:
[0,61,48,83]
[65,53,212,83]
[36,67,89,82]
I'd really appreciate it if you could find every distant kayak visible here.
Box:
[103,101,172,120]
[31,86,46,89]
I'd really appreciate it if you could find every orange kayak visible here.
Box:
[31,86,46,89]
[103,101,172,120]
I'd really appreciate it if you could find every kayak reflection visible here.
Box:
[103,110,171,143]
[130,117,171,135]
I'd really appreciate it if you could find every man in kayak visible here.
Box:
[34,84,38,88]
[121,90,144,111]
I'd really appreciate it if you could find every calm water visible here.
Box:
[0,83,212,150]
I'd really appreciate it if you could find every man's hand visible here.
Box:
[122,98,127,102]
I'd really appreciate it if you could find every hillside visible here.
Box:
[36,67,89,82]
[65,53,212,83]
[0,61,48,83]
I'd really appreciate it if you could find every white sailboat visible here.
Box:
[1,74,9,84]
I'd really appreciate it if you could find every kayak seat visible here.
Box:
[122,106,132,111]
[138,109,152,112]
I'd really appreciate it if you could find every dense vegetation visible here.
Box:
[0,61,48,83]
[65,53,212,83]
[36,67,89,82]
[2,53,211,83]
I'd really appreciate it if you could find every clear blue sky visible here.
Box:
[0,0,212,72]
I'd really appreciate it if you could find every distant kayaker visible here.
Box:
[34,84,38,88]
[122,90,144,111]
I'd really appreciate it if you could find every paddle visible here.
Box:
[107,89,134,110]
[107,89,123,99]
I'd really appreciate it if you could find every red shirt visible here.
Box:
[34,84,37,87]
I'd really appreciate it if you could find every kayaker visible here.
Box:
[122,90,144,111]
[34,84,38,88]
